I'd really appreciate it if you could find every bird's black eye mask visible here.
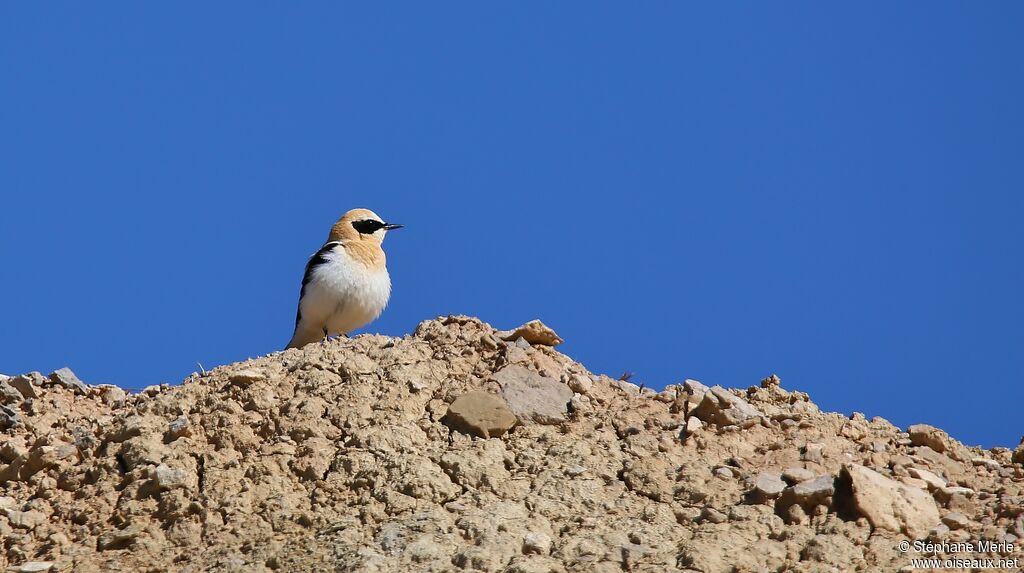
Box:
[351,219,386,234]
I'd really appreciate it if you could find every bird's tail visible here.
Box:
[286,325,324,350]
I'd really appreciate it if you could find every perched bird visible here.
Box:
[286,208,403,349]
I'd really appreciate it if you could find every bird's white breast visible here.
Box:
[300,244,391,335]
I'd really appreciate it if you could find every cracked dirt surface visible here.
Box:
[1,316,1022,572]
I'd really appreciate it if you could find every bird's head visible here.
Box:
[329,208,403,244]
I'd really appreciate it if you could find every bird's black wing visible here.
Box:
[294,241,341,329]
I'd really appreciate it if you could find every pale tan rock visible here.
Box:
[782,467,815,484]
[692,386,762,427]
[907,467,946,489]
[801,443,825,464]
[941,512,970,530]
[151,464,191,491]
[682,379,709,404]
[229,368,266,387]
[683,415,703,434]
[908,424,947,453]
[751,472,786,499]
[497,320,563,346]
[5,509,46,530]
[899,476,929,490]
[444,391,517,438]
[567,374,593,395]
[842,464,940,538]
[98,385,127,407]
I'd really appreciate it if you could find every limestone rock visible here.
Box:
[782,467,815,485]
[47,368,88,395]
[566,374,593,395]
[683,415,703,435]
[682,379,709,404]
[151,464,191,491]
[751,472,787,499]
[522,532,552,555]
[692,386,762,427]
[443,391,517,438]
[8,373,43,399]
[229,368,266,387]
[8,563,54,573]
[5,509,46,530]
[494,366,572,425]
[941,512,969,530]
[841,464,940,538]
[496,320,563,346]
[99,385,127,408]
[778,475,835,515]
[0,381,22,405]
[907,467,946,489]
[908,424,947,453]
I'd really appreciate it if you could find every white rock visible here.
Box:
[9,562,55,573]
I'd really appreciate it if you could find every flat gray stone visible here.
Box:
[48,368,88,395]
[8,373,43,399]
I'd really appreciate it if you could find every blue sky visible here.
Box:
[1,4,1021,447]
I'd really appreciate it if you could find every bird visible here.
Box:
[286,208,403,349]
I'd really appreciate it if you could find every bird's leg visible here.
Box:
[321,328,330,347]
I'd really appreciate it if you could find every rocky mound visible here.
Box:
[1,316,1022,573]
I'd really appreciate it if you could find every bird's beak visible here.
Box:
[383,223,404,230]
